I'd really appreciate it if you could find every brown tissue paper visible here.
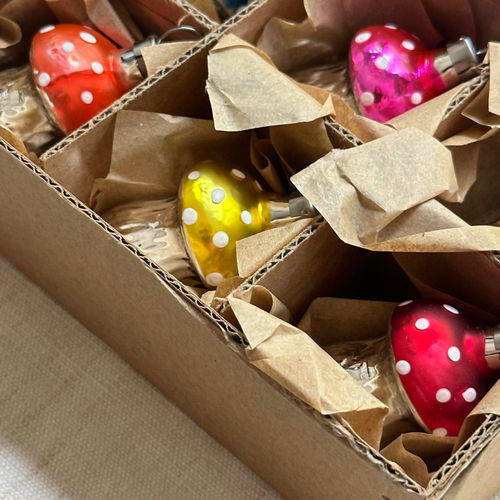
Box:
[296,297,457,485]
[206,34,335,132]
[228,297,388,450]
[292,127,500,252]
[89,110,322,291]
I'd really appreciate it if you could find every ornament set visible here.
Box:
[3,18,496,439]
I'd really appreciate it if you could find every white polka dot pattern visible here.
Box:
[433,427,448,437]
[411,92,423,105]
[213,232,229,248]
[182,208,198,225]
[448,346,461,362]
[462,388,477,402]
[241,211,252,225]
[206,272,224,286]
[398,300,413,307]
[443,304,459,314]
[355,32,371,43]
[231,169,246,179]
[360,92,374,106]
[395,360,411,375]
[92,62,104,74]
[39,25,55,33]
[38,73,51,87]
[80,32,97,44]
[415,318,429,330]
[211,188,225,204]
[81,91,94,104]
[436,388,451,403]
[188,171,200,180]
[375,57,389,70]
[62,42,75,53]
[402,40,415,51]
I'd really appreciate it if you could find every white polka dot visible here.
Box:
[241,211,252,225]
[398,300,413,307]
[415,318,429,330]
[402,40,416,51]
[231,169,246,179]
[182,208,198,225]
[62,42,75,53]
[80,32,97,44]
[254,181,263,192]
[206,272,224,286]
[433,427,448,437]
[385,24,397,30]
[443,304,459,315]
[375,57,389,70]
[188,171,200,180]
[395,360,411,375]
[38,72,50,87]
[39,25,55,33]
[436,388,451,403]
[355,31,372,43]
[411,92,423,105]
[448,346,461,362]
[91,62,104,74]
[360,92,375,106]
[213,231,229,248]
[211,188,225,204]
[462,388,477,403]
[81,91,93,104]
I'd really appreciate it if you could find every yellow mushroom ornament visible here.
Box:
[103,160,318,289]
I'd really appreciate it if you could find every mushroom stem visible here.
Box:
[484,327,500,369]
[268,193,319,227]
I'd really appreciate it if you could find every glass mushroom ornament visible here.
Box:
[0,23,200,151]
[103,160,318,290]
[349,25,482,123]
[327,299,500,437]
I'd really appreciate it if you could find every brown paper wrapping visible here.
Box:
[490,43,500,116]
[291,126,500,252]
[206,34,335,132]
[220,285,293,327]
[228,297,388,450]
[89,110,326,292]
[381,433,456,487]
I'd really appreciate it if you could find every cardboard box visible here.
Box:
[1,0,500,499]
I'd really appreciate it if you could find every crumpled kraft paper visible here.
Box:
[292,127,500,252]
[228,297,388,450]
[220,284,293,327]
[490,43,500,116]
[206,34,335,132]
[381,433,456,487]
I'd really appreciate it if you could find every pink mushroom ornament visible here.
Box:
[390,299,500,437]
[350,25,482,122]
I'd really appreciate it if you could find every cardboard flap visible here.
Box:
[228,297,388,450]
[206,34,335,132]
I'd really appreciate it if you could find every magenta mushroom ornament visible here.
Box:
[390,299,500,437]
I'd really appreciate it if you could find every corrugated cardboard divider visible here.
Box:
[0,137,429,500]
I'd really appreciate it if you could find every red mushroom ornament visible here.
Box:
[30,24,138,135]
[0,23,201,152]
[391,300,500,437]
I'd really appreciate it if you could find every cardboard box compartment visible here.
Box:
[1,0,500,499]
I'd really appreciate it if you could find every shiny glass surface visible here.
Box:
[349,25,447,123]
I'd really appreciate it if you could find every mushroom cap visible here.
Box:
[30,24,135,134]
[349,25,445,123]
[390,299,499,437]
[179,160,271,288]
